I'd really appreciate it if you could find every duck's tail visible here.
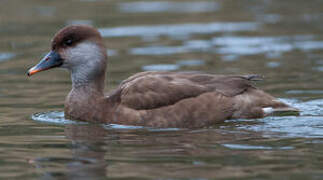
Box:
[262,106,300,116]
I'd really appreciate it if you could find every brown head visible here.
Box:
[27,25,108,90]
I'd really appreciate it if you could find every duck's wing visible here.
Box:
[118,71,262,110]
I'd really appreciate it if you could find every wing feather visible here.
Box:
[118,72,260,110]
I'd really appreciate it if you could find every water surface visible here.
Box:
[0,0,323,179]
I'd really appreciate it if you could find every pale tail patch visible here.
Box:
[263,107,300,116]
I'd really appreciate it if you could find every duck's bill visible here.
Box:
[27,51,63,76]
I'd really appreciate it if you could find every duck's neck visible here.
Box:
[70,66,106,96]
[65,65,107,120]
[69,45,108,96]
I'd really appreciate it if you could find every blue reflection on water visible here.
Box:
[35,6,56,17]
[314,66,323,72]
[176,59,205,66]
[130,40,212,55]
[223,144,294,150]
[286,90,323,95]
[131,45,188,55]
[266,61,281,68]
[128,35,323,58]
[99,22,259,38]
[142,64,180,71]
[0,53,15,62]
[119,1,219,13]
[212,36,320,56]
[234,99,323,138]
[66,19,93,26]
[141,59,204,71]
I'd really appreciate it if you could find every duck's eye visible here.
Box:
[64,39,73,46]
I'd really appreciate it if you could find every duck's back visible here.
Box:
[107,71,297,128]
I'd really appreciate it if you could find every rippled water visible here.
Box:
[0,0,323,179]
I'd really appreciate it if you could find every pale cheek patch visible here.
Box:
[61,41,105,85]
[63,41,103,69]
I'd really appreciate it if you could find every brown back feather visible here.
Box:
[118,71,261,110]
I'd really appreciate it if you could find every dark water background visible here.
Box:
[0,0,323,179]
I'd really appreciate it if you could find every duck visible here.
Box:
[27,25,299,128]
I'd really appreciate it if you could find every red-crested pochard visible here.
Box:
[27,25,299,128]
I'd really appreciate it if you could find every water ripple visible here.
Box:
[66,19,93,26]
[239,116,323,138]
[142,64,180,71]
[130,40,212,55]
[119,1,219,13]
[314,66,323,72]
[286,90,323,95]
[32,111,181,131]
[35,6,56,17]
[223,144,294,150]
[107,49,118,56]
[213,35,323,57]
[129,35,323,57]
[142,59,204,71]
[32,111,86,125]
[99,22,259,38]
[176,59,205,66]
[131,45,188,55]
[0,53,15,62]
[236,99,323,138]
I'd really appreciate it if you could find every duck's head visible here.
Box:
[27,25,107,86]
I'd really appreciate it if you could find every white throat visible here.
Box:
[63,41,106,88]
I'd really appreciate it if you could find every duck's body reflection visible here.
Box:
[29,125,109,179]
[64,125,108,179]
[29,123,267,179]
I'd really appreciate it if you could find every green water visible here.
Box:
[0,0,323,179]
